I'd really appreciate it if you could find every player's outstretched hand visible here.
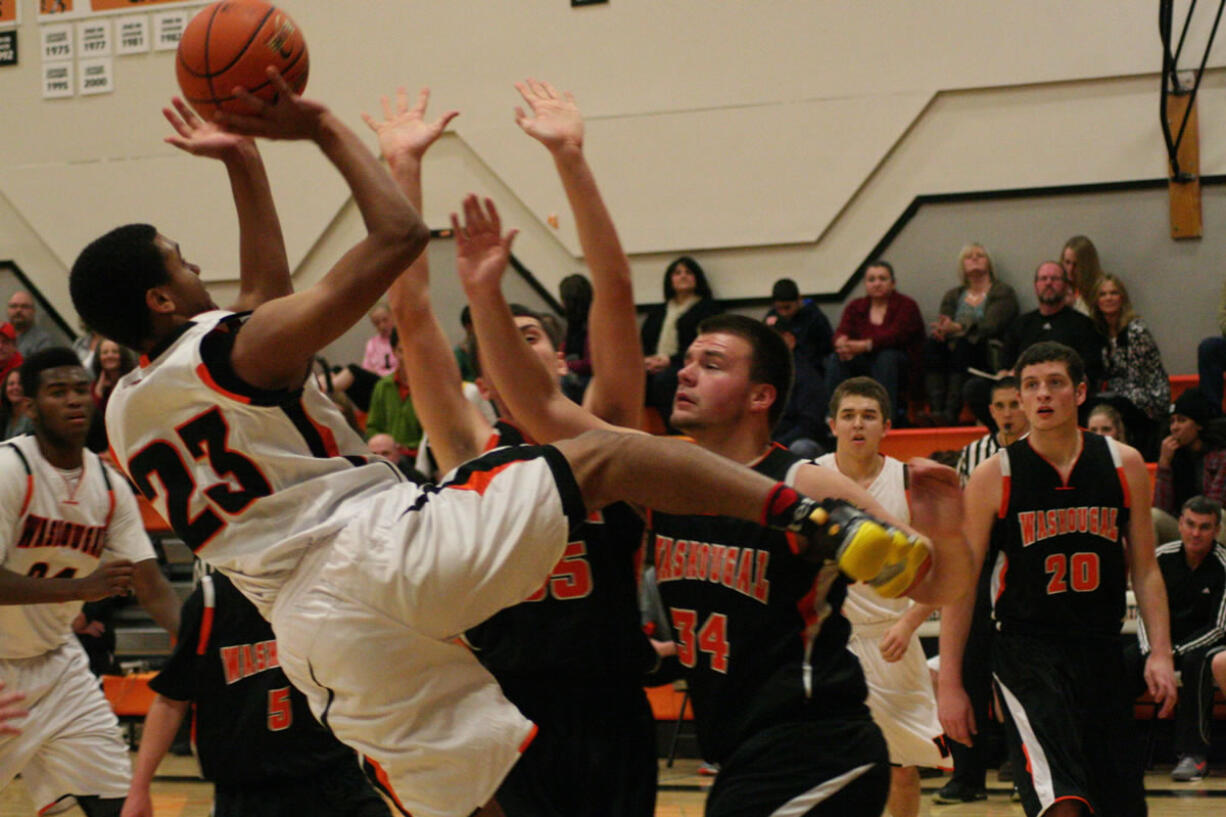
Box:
[514,78,584,153]
[906,457,963,547]
[120,788,153,817]
[163,97,252,158]
[0,682,26,736]
[78,559,135,601]
[362,86,458,168]
[452,195,518,296]
[938,683,977,748]
[215,67,329,141]
[1145,651,1179,718]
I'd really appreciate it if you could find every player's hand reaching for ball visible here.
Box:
[453,196,518,297]
[78,559,135,601]
[514,78,584,154]
[163,97,253,159]
[215,67,329,141]
[362,87,458,168]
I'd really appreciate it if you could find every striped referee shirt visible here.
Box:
[956,432,1002,487]
[1138,540,1226,656]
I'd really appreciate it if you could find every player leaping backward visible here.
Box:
[69,72,927,817]
[453,194,972,817]
[372,81,659,817]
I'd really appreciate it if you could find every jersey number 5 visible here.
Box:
[670,608,729,673]
[267,687,292,731]
[524,542,593,602]
[128,408,271,551]
[1044,552,1100,595]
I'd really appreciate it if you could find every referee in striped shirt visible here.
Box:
[955,376,1027,487]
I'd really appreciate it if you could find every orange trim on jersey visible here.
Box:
[447,461,516,495]
[519,723,539,753]
[994,557,1008,604]
[195,362,252,405]
[1116,466,1131,509]
[365,756,410,815]
[1053,795,1093,813]
[784,530,803,556]
[138,353,151,369]
[1021,743,1033,776]
[302,399,340,458]
[998,475,1011,519]
[196,605,214,656]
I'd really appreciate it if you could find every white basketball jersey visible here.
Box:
[0,435,156,658]
[815,453,913,625]
[105,310,403,614]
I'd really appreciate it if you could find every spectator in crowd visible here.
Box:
[1087,403,1127,443]
[923,244,1018,426]
[1,368,32,439]
[87,339,137,452]
[1088,273,1169,460]
[0,323,22,385]
[122,570,390,817]
[1060,235,1105,316]
[364,328,423,455]
[640,255,722,429]
[827,262,923,426]
[1154,388,1226,545]
[955,376,1027,487]
[1198,279,1226,413]
[1128,496,1226,782]
[764,277,834,366]
[559,273,593,403]
[363,302,397,378]
[768,320,828,459]
[964,261,1103,428]
[72,325,103,371]
[6,292,53,357]
[366,431,428,484]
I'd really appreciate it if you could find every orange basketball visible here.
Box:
[176,0,309,120]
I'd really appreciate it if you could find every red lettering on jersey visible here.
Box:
[13,514,107,556]
[1076,507,1088,533]
[1104,508,1119,542]
[685,540,702,579]
[753,551,771,603]
[734,549,753,596]
[221,645,241,684]
[672,539,688,580]
[267,640,278,668]
[722,547,739,587]
[694,542,709,581]
[709,545,726,582]
[1088,507,1100,535]
[1019,512,1036,547]
[654,536,673,581]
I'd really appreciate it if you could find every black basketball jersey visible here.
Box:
[990,432,1130,640]
[461,421,657,684]
[151,572,356,786]
[646,444,868,764]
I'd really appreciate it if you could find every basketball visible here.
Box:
[176,0,309,120]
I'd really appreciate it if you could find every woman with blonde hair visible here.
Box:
[1088,272,1168,458]
[1087,403,1127,443]
[921,243,1018,425]
[1061,235,1104,315]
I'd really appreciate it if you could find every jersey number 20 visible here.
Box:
[1044,552,1100,595]
[128,408,272,551]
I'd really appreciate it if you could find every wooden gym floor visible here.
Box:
[4,756,1226,816]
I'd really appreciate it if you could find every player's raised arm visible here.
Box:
[162,98,291,312]
[514,79,643,427]
[364,87,491,472]
[1121,444,1178,717]
[218,69,429,391]
[456,197,622,443]
[937,455,998,747]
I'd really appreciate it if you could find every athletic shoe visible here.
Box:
[997,758,1014,782]
[1171,754,1208,781]
[1011,784,1022,802]
[932,780,987,804]
[697,762,720,776]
